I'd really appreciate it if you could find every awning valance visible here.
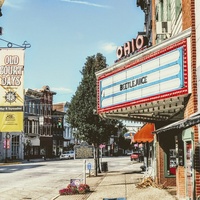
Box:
[153,112,200,134]
[132,123,155,143]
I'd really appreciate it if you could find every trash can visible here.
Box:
[101,162,108,172]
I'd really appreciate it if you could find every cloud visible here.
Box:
[61,0,110,8]
[3,0,24,9]
[99,42,117,53]
[51,87,73,94]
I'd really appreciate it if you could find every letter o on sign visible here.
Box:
[116,46,124,59]
[136,35,145,50]
[4,55,19,65]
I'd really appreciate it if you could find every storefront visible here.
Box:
[154,112,200,199]
[0,132,24,161]
[96,29,193,199]
[132,123,155,175]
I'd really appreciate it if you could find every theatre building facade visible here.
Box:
[96,0,199,199]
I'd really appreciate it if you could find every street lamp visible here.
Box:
[0,0,5,17]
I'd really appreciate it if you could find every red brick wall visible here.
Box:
[182,0,200,198]
[176,166,186,198]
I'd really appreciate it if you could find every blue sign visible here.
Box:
[87,162,92,170]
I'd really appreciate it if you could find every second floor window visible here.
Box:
[175,0,182,21]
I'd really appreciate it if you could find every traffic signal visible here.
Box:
[57,118,62,128]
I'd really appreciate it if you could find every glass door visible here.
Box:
[185,141,193,199]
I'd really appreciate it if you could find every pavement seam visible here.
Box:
[124,173,128,199]
[85,173,107,199]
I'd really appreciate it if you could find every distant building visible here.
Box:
[24,88,43,159]
[53,102,76,152]
[24,86,56,159]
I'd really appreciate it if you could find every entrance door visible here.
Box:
[185,141,193,199]
[11,135,20,160]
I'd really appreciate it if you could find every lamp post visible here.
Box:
[0,0,5,17]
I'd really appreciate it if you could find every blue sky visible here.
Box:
[0,0,144,103]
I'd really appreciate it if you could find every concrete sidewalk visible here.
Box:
[53,163,177,200]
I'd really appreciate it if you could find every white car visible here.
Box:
[60,151,74,160]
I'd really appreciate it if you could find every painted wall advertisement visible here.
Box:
[0,48,25,132]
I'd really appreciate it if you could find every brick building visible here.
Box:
[24,86,56,159]
[96,0,199,199]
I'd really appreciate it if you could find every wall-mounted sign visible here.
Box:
[97,39,188,113]
[116,35,148,59]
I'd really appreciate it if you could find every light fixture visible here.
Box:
[0,0,5,17]
[0,0,5,7]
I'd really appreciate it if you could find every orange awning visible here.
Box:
[132,123,155,143]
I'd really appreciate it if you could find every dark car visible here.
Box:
[130,152,144,162]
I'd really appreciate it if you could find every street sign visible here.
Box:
[87,162,92,170]
[74,142,94,159]
[70,179,81,186]
[99,144,106,149]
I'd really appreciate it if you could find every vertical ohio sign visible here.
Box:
[0,48,25,132]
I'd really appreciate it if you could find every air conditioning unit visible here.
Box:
[156,21,172,35]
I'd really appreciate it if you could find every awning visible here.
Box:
[153,112,200,134]
[132,123,155,143]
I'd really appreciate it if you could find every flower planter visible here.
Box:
[59,183,90,195]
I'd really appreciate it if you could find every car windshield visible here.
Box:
[63,151,73,154]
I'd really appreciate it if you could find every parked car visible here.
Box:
[130,152,143,162]
[60,151,74,160]
[126,150,133,156]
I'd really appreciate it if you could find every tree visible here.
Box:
[67,53,122,175]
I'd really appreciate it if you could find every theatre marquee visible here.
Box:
[96,34,191,122]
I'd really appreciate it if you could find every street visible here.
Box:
[0,156,134,200]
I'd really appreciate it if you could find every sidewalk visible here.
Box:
[53,163,177,200]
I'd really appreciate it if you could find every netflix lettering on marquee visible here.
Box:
[116,35,148,59]
[0,55,23,86]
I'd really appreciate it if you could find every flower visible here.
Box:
[59,188,68,195]
[59,183,90,195]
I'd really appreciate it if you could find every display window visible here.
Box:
[165,149,176,176]
[185,141,193,198]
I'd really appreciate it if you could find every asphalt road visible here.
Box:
[0,156,133,200]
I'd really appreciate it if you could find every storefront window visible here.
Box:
[166,149,176,176]
[11,135,20,159]
[185,141,193,198]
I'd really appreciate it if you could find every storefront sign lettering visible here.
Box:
[120,76,147,91]
[0,55,23,86]
[116,35,148,59]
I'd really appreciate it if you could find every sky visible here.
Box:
[0,0,144,104]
